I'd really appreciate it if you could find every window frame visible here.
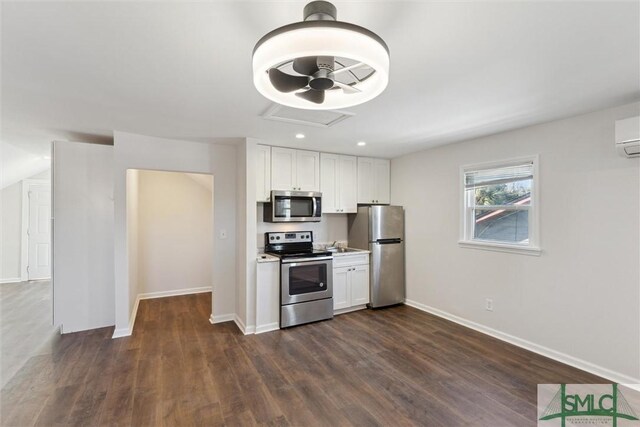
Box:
[459,155,541,256]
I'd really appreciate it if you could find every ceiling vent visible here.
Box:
[261,104,354,128]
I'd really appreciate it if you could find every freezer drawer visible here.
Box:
[369,240,405,308]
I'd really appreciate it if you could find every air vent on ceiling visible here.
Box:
[262,104,354,128]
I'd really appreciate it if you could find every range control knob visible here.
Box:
[270,236,274,240]
[276,236,280,240]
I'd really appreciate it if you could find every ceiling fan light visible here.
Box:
[252,7,389,110]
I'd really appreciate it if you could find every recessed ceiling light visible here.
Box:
[357,141,366,146]
[295,133,305,139]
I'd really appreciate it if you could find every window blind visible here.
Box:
[465,162,533,189]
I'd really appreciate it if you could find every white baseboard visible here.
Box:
[138,286,211,300]
[0,277,21,284]
[211,313,234,324]
[112,295,141,339]
[233,315,256,335]
[255,322,279,334]
[405,299,640,385]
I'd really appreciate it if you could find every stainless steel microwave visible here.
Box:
[263,190,322,222]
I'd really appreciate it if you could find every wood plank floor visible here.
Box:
[1,293,604,426]
[0,280,58,389]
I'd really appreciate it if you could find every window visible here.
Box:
[460,157,540,255]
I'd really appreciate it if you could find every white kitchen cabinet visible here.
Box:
[271,147,320,192]
[256,144,271,202]
[256,257,280,333]
[332,253,370,312]
[333,267,350,310]
[357,157,390,204]
[320,153,357,213]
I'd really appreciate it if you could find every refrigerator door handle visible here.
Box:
[375,238,402,244]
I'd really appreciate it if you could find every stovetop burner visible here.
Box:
[264,231,332,259]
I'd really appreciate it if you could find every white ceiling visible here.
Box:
[2,1,639,161]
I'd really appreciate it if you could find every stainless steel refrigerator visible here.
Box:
[348,205,405,308]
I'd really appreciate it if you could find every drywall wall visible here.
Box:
[256,208,349,250]
[126,170,140,317]
[1,169,51,283]
[137,170,213,295]
[113,132,239,337]
[391,102,640,382]
[53,141,114,333]
[1,182,22,282]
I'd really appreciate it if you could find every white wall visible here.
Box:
[391,102,640,382]
[1,169,51,283]
[126,170,140,313]
[53,141,114,333]
[137,170,213,295]
[113,132,238,337]
[256,208,348,250]
[1,181,23,282]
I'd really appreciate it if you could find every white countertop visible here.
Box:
[329,248,371,257]
[256,253,279,263]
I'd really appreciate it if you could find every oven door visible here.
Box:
[271,191,322,222]
[281,257,333,305]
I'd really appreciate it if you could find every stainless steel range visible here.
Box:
[264,231,333,328]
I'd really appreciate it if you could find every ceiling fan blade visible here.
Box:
[333,81,361,94]
[332,62,369,75]
[268,68,309,93]
[293,56,320,76]
[296,89,325,104]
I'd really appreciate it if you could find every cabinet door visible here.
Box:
[320,153,339,213]
[256,145,271,202]
[339,155,358,213]
[333,267,350,310]
[350,264,370,306]
[357,157,375,203]
[271,147,296,191]
[374,159,390,204]
[296,150,320,191]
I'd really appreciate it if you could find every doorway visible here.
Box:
[22,181,51,280]
[126,169,214,330]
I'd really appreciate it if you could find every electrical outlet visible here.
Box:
[485,298,494,311]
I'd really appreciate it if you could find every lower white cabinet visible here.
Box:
[333,256,369,311]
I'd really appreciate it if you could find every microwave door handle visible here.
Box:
[312,197,317,217]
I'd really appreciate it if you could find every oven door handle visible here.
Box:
[281,256,333,264]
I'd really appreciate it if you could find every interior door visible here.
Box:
[28,184,51,280]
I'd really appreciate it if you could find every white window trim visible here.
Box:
[458,155,541,256]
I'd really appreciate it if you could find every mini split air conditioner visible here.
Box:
[615,116,640,158]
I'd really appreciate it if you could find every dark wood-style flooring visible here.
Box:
[0,280,58,389]
[1,293,603,426]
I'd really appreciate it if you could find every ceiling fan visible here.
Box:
[252,1,390,110]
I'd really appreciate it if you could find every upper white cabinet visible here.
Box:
[320,153,357,213]
[357,157,390,204]
[256,145,271,202]
[271,147,320,192]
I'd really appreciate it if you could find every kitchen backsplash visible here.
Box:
[256,206,348,250]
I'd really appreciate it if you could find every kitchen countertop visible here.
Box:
[330,248,371,257]
[256,253,279,263]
